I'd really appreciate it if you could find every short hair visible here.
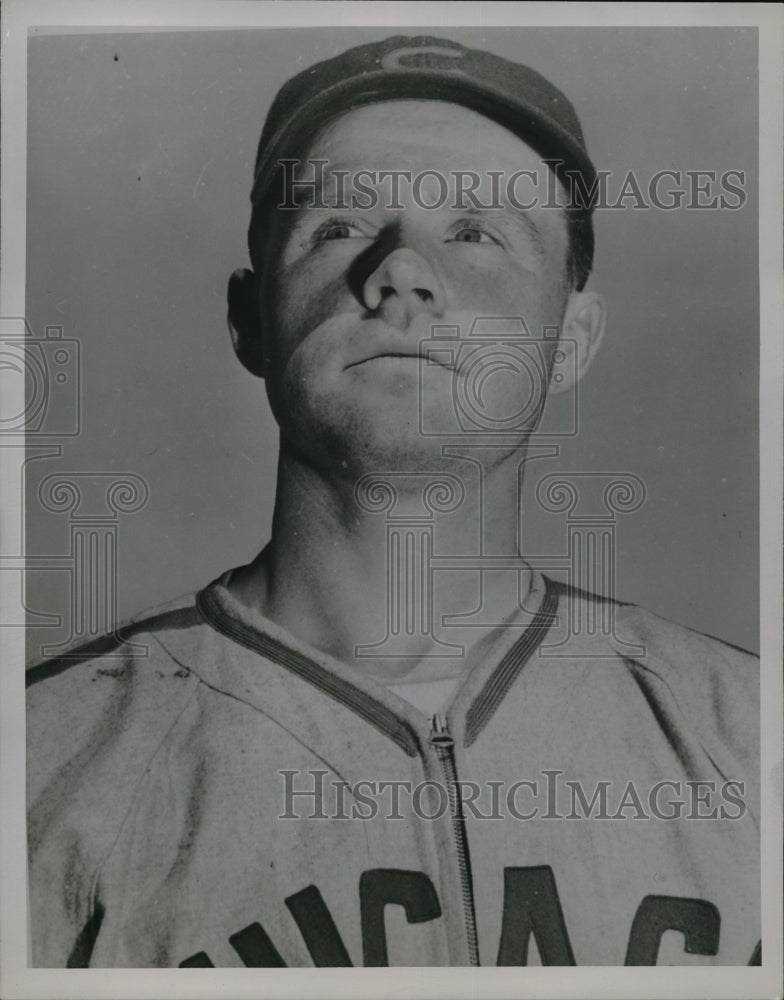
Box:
[565,207,594,291]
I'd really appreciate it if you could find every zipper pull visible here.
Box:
[430,713,455,748]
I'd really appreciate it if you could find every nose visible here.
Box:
[362,247,446,331]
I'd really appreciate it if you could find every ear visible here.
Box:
[227,268,266,378]
[548,289,606,395]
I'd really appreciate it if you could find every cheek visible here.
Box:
[262,261,352,370]
[448,261,568,325]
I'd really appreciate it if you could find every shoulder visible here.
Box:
[25,589,226,945]
[617,600,758,814]
[548,578,758,678]
[548,579,759,811]
[26,591,211,802]
[26,590,206,687]
[611,599,759,710]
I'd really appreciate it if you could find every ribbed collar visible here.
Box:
[196,568,558,756]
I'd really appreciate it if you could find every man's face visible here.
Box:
[253,100,576,475]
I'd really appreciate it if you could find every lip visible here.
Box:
[344,351,455,372]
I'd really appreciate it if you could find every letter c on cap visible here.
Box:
[381,45,465,71]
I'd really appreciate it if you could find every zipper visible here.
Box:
[430,713,479,965]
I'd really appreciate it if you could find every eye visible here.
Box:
[313,219,368,242]
[449,221,500,245]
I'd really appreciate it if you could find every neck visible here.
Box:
[229,439,535,679]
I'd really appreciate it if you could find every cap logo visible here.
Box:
[380,45,466,73]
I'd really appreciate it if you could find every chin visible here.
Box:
[335,419,455,477]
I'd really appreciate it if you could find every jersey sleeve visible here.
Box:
[26,629,200,966]
[613,604,760,825]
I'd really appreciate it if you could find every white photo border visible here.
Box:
[1,2,781,998]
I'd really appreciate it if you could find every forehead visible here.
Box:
[255,98,572,269]
[303,99,547,174]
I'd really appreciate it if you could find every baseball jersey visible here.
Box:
[27,569,760,967]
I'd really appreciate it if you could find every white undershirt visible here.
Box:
[385,675,463,715]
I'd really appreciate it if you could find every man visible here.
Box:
[27,35,759,967]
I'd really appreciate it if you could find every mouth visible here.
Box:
[345,352,454,372]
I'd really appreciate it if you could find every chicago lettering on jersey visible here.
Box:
[175,866,761,967]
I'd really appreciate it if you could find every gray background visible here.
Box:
[25,26,759,654]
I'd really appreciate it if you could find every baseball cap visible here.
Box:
[249,35,596,280]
